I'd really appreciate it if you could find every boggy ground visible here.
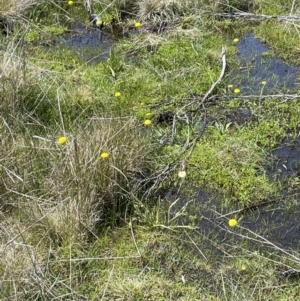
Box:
[0,0,300,300]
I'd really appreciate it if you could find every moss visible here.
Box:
[44,25,67,35]
[189,128,277,205]
[25,29,39,42]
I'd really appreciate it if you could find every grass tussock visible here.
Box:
[0,0,36,32]
[1,117,152,236]
[0,0,36,16]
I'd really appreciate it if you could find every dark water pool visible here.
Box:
[166,138,300,252]
[60,21,121,64]
[229,32,300,94]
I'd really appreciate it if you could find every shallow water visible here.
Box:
[61,21,120,64]
[196,136,300,251]
[225,34,300,250]
[230,32,300,94]
[168,32,300,251]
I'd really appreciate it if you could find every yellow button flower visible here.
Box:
[233,38,239,43]
[144,119,152,125]
[178,171,186,178]
[58,136,67,145]
[234,88,240,94]
[96,20,103,26]
[115,92,121,97]
[261,80,267,85]
[228,84,233,89]
[228,219,238,227]
[134,22,141,28]
[68,1,74,5]
[100,152,109,159]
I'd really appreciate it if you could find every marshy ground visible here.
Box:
[0,0,300,300]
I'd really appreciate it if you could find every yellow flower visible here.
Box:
[58,136,67,145]
[228,84,233,88]
[234,88,240,94]
[261,80,267,85]
[233,38,239,43]
[100,152,109,159]
[115,92,121,97]
[228,219,238,227]
[145,112,151,117]
[144,119,152,125]
[241,265,247,271]
[178,171,186,178]
[134,22,142,28]
[68,0,74,5]
[96,20,103,26]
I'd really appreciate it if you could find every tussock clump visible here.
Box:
[0,117,152,240]
[0,0,36,32]
[0,40,34,130]
[0,0,37,18]
[137,0,204,33]
[0,49,26,106]
[113,0,139,13]
[137,0,186,32]
[0,116,153,298]
[0,40,48,129]
[137,0,204,20]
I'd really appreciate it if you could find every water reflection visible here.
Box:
[61,21,117,64]
[230,32,299,94]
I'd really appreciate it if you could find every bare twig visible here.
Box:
[4,197,70,246]
[100,264,115,301]
[184,229,207,261]
[213,12,300,22]
[179,47,227,163]
[129,218,141,257]
[202,214,300,266]
[199,47,227,106]
[53,255,141,262]
[57,86,65,134]
[216,199,277,219]
[147,47,227,198]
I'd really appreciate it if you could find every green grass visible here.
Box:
[1,0,300,299]
[189,127,278,205]
[254,20,300,65]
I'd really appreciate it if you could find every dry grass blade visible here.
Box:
[0,0,36,22]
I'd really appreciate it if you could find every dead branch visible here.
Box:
[182,46,227,150]
[138,47,227,199]
[213,12,300,22]
[199,47,227,106]
[236,94,300,102]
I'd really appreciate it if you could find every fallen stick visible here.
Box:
[213,12,300,22]
[200,47,227,106]
[171,46,227,116]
